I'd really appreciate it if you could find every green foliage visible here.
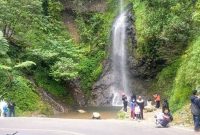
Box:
[0,31,9,55]
[79,51,105,95]
[42,0,49,16]
[170,36,200,111]
[48,0,64,20]
[151,59,181,97]
[14,61,36,69]
[192,2,200,23]
[50,57,79,81]
[117,111,128,119]
[76,12,112,51]
[34,69,73,105]
[0,0,83,82]
[0,64,12,71]
[132,0,200,113]
[131,0,193,63]
[0,0,43,40]
[0,76,45,112]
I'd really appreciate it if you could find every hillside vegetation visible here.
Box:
[0,0,115,115]
[130,0,200,112]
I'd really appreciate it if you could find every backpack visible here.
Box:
[190,103,200,115]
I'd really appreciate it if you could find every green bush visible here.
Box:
[34,69,73,105]
[117,111,128,119]
[170,36,200,111]
[0,75,47,114]
[131,0,193,62]
[150,59,181,97]
[79,54,104,95]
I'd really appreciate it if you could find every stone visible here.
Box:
[144,105,155,112]
[77,109,86,113]
[92,112,101,119]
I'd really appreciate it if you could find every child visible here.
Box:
[135,104,141,120]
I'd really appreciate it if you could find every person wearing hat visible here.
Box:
[190,89,200,132]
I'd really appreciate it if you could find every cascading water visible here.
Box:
[111,2,130,106]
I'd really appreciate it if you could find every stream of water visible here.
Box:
[53,106,121,119]
[111,0,130,106]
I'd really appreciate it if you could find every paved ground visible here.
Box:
[0,117,197,135]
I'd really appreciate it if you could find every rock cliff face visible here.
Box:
[90,60,113,106]
[69,80,86,107]
[89,4,152,106]
[60,0,107,13]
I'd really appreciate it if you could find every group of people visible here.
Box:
[122,93,173,127]
[0,99,15,117]
[122,94,145,120]
[121,89,200,132]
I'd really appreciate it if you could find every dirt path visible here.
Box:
[62,10,80,43]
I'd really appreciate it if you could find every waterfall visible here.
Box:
[111,2,130,106]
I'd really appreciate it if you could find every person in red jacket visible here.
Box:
[153,94,161,109]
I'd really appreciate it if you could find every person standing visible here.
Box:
[130,99,136,119]
[8,101,16,117]
[162,99,169,113]
[122,93,128,112]
[0,99,8,117]
[3,101,8,117]
[153,94,161,108]
[190,89,200,132]
[137,96,144,119]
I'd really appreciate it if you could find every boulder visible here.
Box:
[92,112,101,119]
[77,109,86,113]
[144,105,156,112]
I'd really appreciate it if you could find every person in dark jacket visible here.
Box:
[162,99,169,113]
[190,89,200,132]
[137,96,144,119]
[122,93,128,112]
[8,101,15,117]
